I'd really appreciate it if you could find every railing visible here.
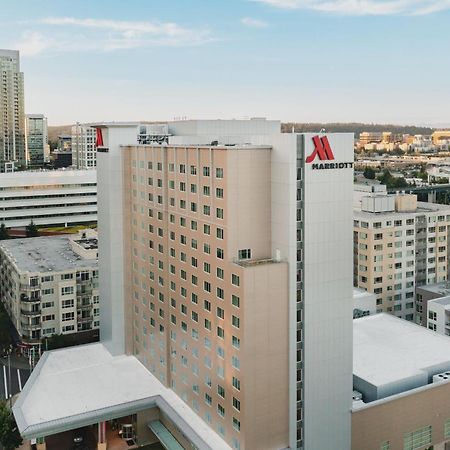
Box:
[20,295,41,303]
[21,322,41,331]
[77,316,93,323]
[20,308,41,317]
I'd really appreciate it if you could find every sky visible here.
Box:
[1,0,450,126]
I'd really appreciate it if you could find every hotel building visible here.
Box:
[354,188,450,321]
[14,120,354,450]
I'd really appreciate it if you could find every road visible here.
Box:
[0,361,30,401]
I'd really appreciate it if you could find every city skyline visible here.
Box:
[1,0,449,126]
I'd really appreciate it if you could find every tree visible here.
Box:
[363,167,376,180]
[0,401,22,450]
[0,224,9,240]
[25,220,39,238]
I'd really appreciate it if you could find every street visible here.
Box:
[0,361,30,401]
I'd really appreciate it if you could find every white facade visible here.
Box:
[26,114,48,167]
[427,296,450,336]
[72,124,97,169]
[0,169,97,228]
[0,230,99,351]
[353,288,377,318]
[0,49,26,171]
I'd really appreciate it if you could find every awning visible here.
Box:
[148,421,184,450]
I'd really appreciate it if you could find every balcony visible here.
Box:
[77,316,93,323]
[21,322,41,332]
[20,308,41,317]
[20,294,40,303]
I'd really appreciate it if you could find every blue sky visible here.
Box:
[2,0,450,126]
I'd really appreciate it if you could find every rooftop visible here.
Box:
[417,281,450,295]
[354,200,450,219]
[13,343,231,450]
[353,314,450,402]
[0,235,97,273]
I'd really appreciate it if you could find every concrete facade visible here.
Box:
[0,169,97,228]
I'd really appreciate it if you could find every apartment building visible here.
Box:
[0,49,26,171]
[14,120,354,450]
[72,123,97,168]
[354,189,450,320]
[26,114,48,168]
[0,169,97,228]
[0,230,99,355]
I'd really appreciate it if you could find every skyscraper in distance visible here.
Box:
[0,49,26,172]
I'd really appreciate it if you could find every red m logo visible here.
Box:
[95,128,104,148]
[306,136,335,163]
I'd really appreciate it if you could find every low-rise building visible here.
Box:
[0,230,99,354]
[0,169,97,228]
[352,313,450,450]
[415,282,450,326]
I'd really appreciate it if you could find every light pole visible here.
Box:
[7,345,12,408]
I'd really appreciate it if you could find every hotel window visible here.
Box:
[217,327,225,339]
[217,267,224,279]
[179,164,186,174]
[233,417,240,432]
[190,165,197,175]
[180,182,186,191]
[217,288,224,300]
[217,248,224,259]
[238,249,251,260]
[231,274,240,286]
[218,385,225,398]
[232,376,240,391]
[232,295,240,308]
[191,220,197,230]
[217,404,225,417]
[216,168,224,178]
[190,184,197,193]
[216,188,224,198]
[203,205,210,216]
[232,397,241,411]
[62,312,75,322]
[403,425,431,450]
[203,166,210,176]
[216,228,224,239]
[232,336,240,349]
[216,208,224,219]
[204,300,211,312]
[217,307,225,319]
[204,224,211,235]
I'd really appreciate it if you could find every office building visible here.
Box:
[354,188,450,320]
[0,49,26,172]
[26,114,49,168]
[0,169,97,228]
[415,281,450,327]
[71,124,97,169]
[14,120,354,450]
[0,230,99,355]
[352,313,450,450]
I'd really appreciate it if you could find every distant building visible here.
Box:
[57,135,72,152]
[359,131,382,145]
[416,282,450,327]
[432,131,450,145]
[51,150,72,168]
[71,124,97,169]
[352,313,450,450]
[0,169,97,228]
[354,188,450,320]
[26,114,49,168]
[0,230,99,355]
[0,49,26,172]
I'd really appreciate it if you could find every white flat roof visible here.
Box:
[13,343,230,450]
[354,314,450,400]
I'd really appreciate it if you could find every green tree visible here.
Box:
[0,401,22,450]
[363,167,376,180]
[0,224,9,240]
[25,220,39,238]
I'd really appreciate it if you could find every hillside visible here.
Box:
[281,122,435,136]
[48,125,73,143]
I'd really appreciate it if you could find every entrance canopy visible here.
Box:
[13,343,231,450]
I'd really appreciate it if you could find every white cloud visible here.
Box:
[252,0,450,15]
[240,17,269,27]
[14,16,213,56]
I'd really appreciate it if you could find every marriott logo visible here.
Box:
[306,135,353,170]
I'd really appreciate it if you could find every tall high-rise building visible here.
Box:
[0,49,26,172]
[98,121,355,450]
[26,114,48,168]
[71,123,97,168]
